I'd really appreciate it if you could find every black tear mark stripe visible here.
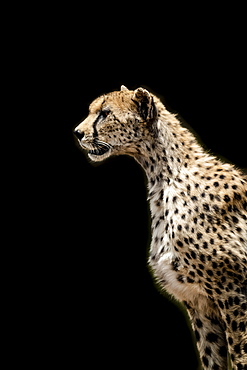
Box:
[92,99,108,138]
[93,111,102,138]
[92,113,101,138]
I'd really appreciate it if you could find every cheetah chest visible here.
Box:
[148,184,204,302]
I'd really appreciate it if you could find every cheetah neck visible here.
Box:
[135,109,203,192]
[134,109,210,262]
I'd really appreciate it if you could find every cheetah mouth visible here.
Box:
[79,140,112,161]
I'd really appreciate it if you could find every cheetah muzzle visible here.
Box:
[74,85,247,370]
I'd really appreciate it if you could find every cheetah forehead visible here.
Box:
[89,89,144,114]
[89,95,106,113]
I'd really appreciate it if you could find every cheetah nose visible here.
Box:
[74,129,85,140]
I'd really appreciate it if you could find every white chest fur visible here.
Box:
[149,181,178,262]
[148,180,205,303]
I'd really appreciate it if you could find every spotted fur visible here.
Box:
[74,86,247,370]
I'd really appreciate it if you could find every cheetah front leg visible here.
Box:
[184,300,228,370]
[216,288,247,370]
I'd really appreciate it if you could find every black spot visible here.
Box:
[196,318,203,328]
[218,300,224,309]
[213,181,219,187]
[200,254,205,263]
[177,275,184,283]
[205,346,211,356]
[234,344,241,354]
[206,270,213,276]
[197,269,203,277]
[187,277,194,283]
[241,302,247,310]
[191,251,196,259]
[184,237,189,245]
[224,195,231,203]
[239,321,246,332]
[205,288,213,296]
[244,343,247,353]
[231,320,237,331]
[234,296,240,305]
[231,216,239,223]
[203,203,210,211]
[234,192,242,201]
[202,356,209,366]
[212,204,219,212]
[177,240,183,247]
[167,165,173,175]
[206,332,218,343]
[155,220,160,228]
[191,196,198,202]
[197,232,203,240]
[195,330,200,342]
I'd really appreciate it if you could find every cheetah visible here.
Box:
[74,86,247,370]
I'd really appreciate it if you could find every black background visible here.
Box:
[22,6,246,369]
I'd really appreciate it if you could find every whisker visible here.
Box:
[88,139,112,156]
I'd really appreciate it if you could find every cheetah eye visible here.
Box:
[100,109,111,119]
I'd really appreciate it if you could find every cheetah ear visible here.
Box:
[132,87,157,124]
[120,85,129,91]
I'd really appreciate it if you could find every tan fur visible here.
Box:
[75,86,247,369]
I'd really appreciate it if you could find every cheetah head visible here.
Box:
[74,86,158,162]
